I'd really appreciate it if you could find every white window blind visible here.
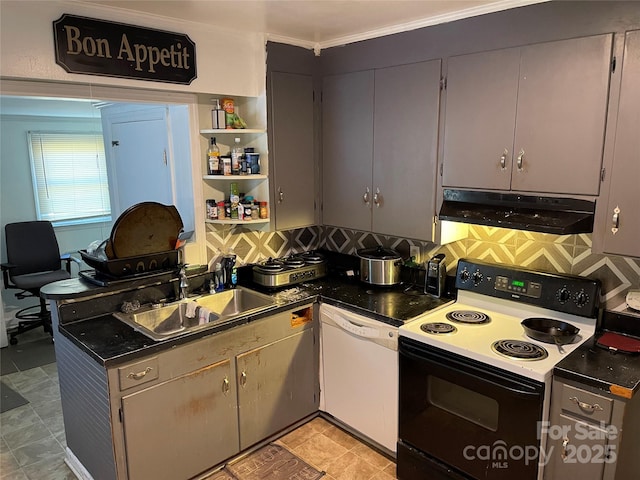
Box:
[28,132,111,224]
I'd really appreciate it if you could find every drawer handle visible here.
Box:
[561,437,569,460]
[516,149,525,171]
[127,366,153,380]
[499,149,508,170]
[569,396,603,412]
[611,206,620,235]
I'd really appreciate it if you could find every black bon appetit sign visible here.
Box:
[53,14,197,85]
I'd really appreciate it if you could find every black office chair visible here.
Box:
[1,221,74,345]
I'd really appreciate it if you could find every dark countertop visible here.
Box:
[554,312,640,399]
[52,272,452,368]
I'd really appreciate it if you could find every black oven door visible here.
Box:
[398,337,544,480]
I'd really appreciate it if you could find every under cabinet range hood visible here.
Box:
[439,189,596,235]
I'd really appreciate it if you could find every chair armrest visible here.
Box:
[1,262,17,289]
[61,253,81,274]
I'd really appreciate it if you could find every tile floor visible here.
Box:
[2,333,397,480]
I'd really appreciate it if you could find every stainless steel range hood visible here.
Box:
[439,189,596,235]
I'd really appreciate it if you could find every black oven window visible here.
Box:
[428,375,499,431]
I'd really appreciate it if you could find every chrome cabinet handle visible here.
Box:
[240,371,247,387]
[612,206,620,235]
[278,187,284,203]
[222,377,230,394]
[516,149,525,171]
[363,187,370,204]
[127,367,152,380]
[569,396,603,412]
[500,149,508,170]
[561,437,569,460]
[373,187,381,207]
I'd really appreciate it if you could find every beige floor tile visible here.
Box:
[351,442,393,470]
[325,451,380,480]
[382,463,397,478]
[278,423,321,450]
[306,416,333,433]
[323,424,361,450]
[293,432,349,471]
[371,471,396,480]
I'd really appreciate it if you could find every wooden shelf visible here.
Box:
[200,129,266,135]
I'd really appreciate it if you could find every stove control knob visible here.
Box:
[574,289,589,308]
[557,287,571,304]
[472,271,483,285]
[459,269,470,282]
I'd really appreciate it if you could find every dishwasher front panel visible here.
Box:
[320,303,398,453]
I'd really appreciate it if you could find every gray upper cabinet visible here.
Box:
[599,30,640,258]
[372,61,442,240]
[322,70,375,232]
[269,72,316,230]
[443,34,613,196]
[323,61,441,240]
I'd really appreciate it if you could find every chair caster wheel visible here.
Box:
[9,337,18,345]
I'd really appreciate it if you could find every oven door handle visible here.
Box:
[401,340,543,397]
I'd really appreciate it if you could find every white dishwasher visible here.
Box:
[319,303,398,453]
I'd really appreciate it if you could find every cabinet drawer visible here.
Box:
[561,384,612,423]
[118,357,159,391]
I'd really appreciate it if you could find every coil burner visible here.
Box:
[491,339,549,361]
[420,322,458,335]
[446,310,491,325]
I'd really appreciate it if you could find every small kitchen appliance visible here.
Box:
[252,251,327,288]
[425,253,446,297]
[398,258,600,480]
[357,246,403,286]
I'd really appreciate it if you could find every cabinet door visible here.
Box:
[544,414,609,480]
[601,30,640,257]
[442,47,520,190]
[372,60,441,240]
[513,34,613,195]
[322,71,374,230]
[237,328,316,450]
[121,359,238,480]
[270,72,316,230]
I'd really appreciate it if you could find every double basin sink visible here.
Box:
[114,287,276,341]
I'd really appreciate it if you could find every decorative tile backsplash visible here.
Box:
[206,223,640,313]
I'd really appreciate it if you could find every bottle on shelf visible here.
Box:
[207,137,220,175]
[211,99,226,130]
[230,182,239,219]
[231,137,243,175]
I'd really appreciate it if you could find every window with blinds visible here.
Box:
[28,131,111,225]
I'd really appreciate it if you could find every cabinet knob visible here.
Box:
[363,187,370,204]
[278,187,285,203]
[500,149,508,170]
[611,206,620,234]
[516,149,525,171]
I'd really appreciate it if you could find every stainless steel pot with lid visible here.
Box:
[357,246,403,286]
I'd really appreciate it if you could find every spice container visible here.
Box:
[217,201,226,219]
[206,199,218,220]
[259,201,268,219]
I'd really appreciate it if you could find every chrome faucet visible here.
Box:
[179,266,189,299]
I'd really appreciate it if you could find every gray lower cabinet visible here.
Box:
[544,378,640,480]
[237,327,316,449]
[107,304,317,480]
[596,30,640,258]
[443,34,613,196]
[268,71,316,230]
[121,359,238,480]
[322,61,441,240]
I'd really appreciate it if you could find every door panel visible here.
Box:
[322,71,374,230]
[442,47,520,190]
[270,72,316,230]
[602,30,640,256]
[121,360,238,480]
[372,60,441,240]
[236,329,316,450]
[513,34,612,194]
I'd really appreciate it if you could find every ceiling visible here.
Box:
[77,0,548,51]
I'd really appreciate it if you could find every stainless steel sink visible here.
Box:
[114,287,276,341]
